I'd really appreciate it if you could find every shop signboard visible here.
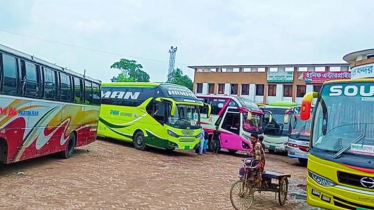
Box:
[350,63,374,79]
[303,71,351,84]
[267,70,294,83]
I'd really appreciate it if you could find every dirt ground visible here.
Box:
[0,139,311,210]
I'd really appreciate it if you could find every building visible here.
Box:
[188,63,350,104]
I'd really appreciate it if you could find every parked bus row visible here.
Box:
[0,44,214,167]
[0,43,101,164]
[195,94,314,166]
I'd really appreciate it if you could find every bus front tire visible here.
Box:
[60,133,76,159]
[133,131,147,151]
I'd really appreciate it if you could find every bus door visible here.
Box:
[218,107,242,150]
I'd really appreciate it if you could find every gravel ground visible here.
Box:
[0,138,313,210]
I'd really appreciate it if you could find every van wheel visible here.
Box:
[133,131,147,151]
[298,158,308,166]
[268,149,275,154]
[60,133,76,159]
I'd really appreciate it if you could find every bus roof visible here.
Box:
[323,78,374,84]
[101,82,203,105]
[268,101,298,107]
[0,43,101,83]
[101,82,161,87]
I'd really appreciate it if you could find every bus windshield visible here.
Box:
[236,97,261,111]
[263,107,289,136]
[312,82,374,157]
[289,116,312,141]
[167,104,201,129]
[242,113,262,133]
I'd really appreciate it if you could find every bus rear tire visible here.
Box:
[60,133,76,159]
[133,131,147,151]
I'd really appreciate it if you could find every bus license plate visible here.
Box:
[269,145,276,150]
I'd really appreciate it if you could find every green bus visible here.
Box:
[98,82,211,151]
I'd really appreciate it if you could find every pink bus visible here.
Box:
[196,94,269,154]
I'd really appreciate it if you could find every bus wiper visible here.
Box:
[295,123,307,140]
[333,133,365,159]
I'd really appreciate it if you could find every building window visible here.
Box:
[255,84,264,96]
[283,85,293,97]
[268,84,276,96]
[313,85,322,93]
[218,84,224,94]
[208,83,214,94]
[230,84,238,95]
[196,83,203,93]
[296,85,306,97]
[241,84,249,95]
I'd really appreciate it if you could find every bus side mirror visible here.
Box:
[284,114,289,124]
[284,109,291,124]
[247,112,252,120]
[155,97,177,117]
[204,103,211,118]
[300,92,318,120]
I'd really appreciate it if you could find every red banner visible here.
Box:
[303,71,351,84]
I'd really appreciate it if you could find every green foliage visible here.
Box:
[111,59,150,82]
[167,68,193,91]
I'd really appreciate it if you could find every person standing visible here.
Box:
[212,126,221,154]
[198,129,205,155]
[203,130,209,153]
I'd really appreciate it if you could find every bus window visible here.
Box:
[1,54,17,95]
[92,83,101,105]
[221,112,240,135]
[54,70,61,100]
[43,68,55,100]
[66,75,72,102]
[73,77,83,103]
[21,61,39,98]
[60,73,68,102]
[38,66,44,98]
[84,80,92,105]
[211,99,228,115]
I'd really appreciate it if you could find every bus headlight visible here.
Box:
[308,170,335,187]
[167,129,179,138]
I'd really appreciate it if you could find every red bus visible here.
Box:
[0,44,101,164]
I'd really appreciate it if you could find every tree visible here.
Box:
[110,59,150,82]
[167,68,193,91]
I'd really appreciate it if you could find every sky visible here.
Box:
[0,0,374,83]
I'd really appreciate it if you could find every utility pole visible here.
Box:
[168,46,177,81]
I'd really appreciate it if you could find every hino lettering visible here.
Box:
[329,85,374,97]
[102,91,140,99]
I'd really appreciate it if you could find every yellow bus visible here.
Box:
[98,82,210,151]
[300,49,374,209]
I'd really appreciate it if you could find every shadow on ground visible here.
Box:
[97,137,195,157]
[0,149,88,176]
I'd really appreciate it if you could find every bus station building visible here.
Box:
[188,63,351,104]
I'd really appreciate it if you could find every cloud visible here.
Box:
[74,20,110,33]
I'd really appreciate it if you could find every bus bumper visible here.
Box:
[307,176,374,209]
